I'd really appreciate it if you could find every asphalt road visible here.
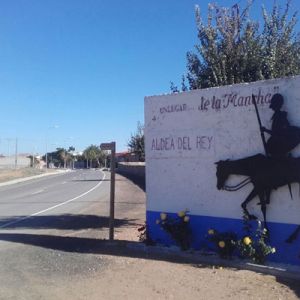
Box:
[0,169,109,223]
[0,169,139,299]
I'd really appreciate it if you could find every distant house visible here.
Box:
[115,151,139,163]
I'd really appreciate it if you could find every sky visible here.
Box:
[0,0,299,155]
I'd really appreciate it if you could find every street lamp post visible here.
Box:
[45,125,59,170]
[45,143,48,169]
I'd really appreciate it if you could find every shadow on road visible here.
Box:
[0,232,178,260]
[0,214,139,230]
[275,276,300,298]
[0,231,298,297]
[116,172,145,191]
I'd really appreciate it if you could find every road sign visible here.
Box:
[100,143,114,151]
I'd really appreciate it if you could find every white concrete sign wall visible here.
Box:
[145,76,300,227]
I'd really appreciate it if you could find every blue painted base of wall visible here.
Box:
[147,210,300,265]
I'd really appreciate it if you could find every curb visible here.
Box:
[124,242,300,280]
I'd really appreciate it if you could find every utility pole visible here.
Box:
[45,141,48,170]
[14,138,18,169]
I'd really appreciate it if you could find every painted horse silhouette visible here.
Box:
[215,154,300,228]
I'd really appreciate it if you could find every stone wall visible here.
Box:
[0,155,30,169]
[117,162,145,190]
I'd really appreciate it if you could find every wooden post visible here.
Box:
[109,142,116,240]
[100,142,116,241]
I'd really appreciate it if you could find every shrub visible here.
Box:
[207,229,237,259]
[235,220,276,264]
[156,210,191,250]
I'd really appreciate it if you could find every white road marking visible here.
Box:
[0,171,106,229]
[31,189,45,195]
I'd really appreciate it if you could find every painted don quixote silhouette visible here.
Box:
[215,93,300,241]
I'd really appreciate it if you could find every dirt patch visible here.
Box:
[96,174,300,300]
[80,257,300,300]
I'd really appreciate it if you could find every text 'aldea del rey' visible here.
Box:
[151,136,213,151]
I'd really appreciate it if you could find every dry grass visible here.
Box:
[0,168,46,183]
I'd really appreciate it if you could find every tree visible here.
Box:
[128,122,145,162]
[83,145,105,168]
[42,147,74,168]
[56,147,74,168]
[56,148,66,168]
[261,1,300,79]
[174,0,300,90]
